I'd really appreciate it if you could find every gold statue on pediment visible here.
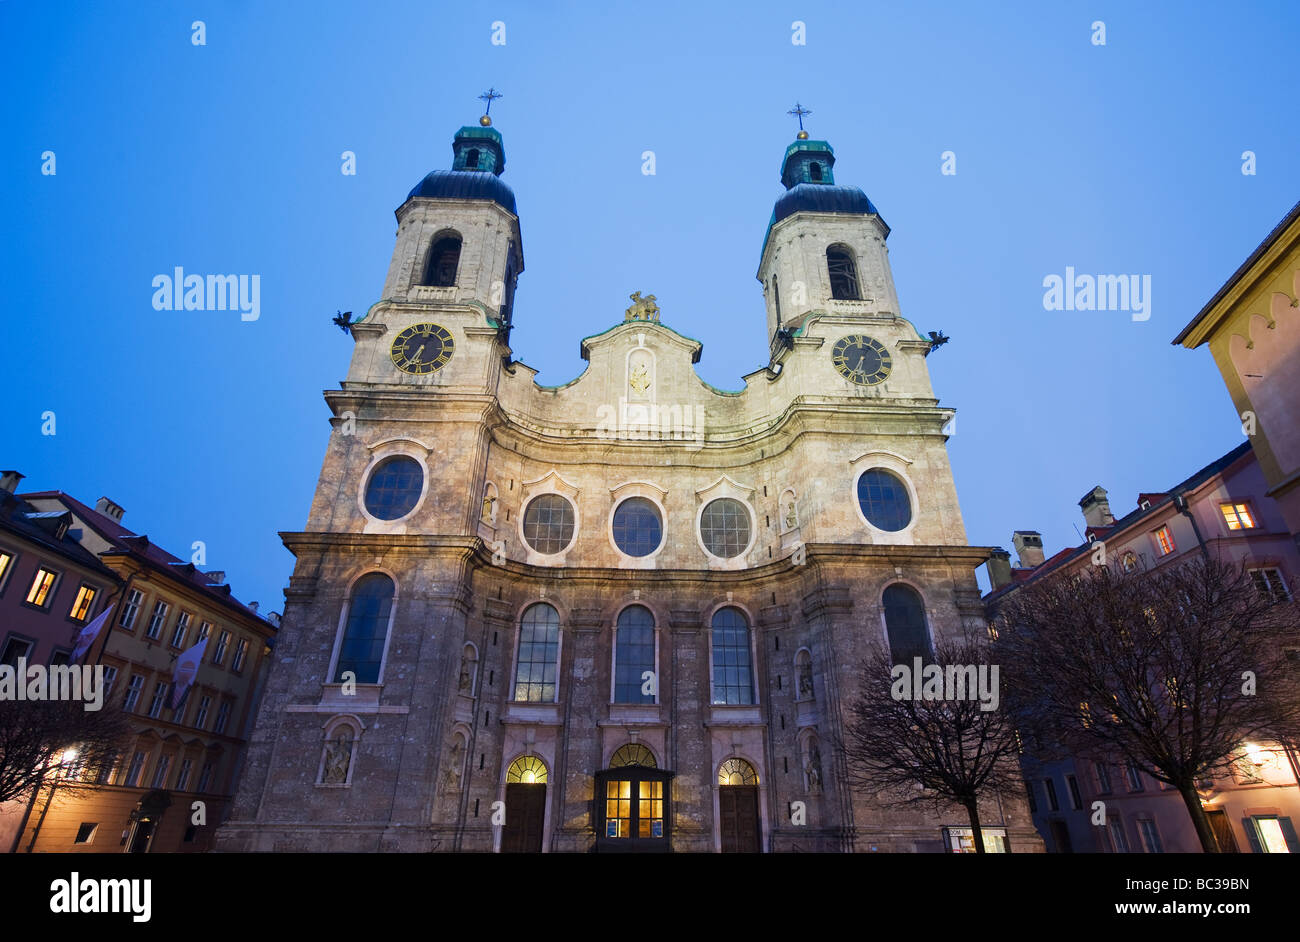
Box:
[625,291,660,322]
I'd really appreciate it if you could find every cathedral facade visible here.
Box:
[215,112,1039,853]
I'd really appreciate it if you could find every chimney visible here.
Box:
[986,548,1013,590]
[1012,530,1045,569]
[1079,486,1114,528]
[94,496,125,522]
[249,601,259,614]
[267,612,282,628]
[206,571,226,586]
[0,471,24,495]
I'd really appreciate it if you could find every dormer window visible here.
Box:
[466,148,480,169]
[827,245,860,300]
[809,161,822,182]
[424,235,462,287]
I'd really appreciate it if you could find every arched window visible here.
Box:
[424,235,462,287]
[827,244,860,300]
[711,607,754,705]
[466,148,480,169]
[857,468,912,532]
[614,605,656,704]
[795,648,814,701]
[883,584,931,664]
[513,603,560,702]
[506,755,548,784]
[718,757,759,786]
[809,161,823,182]
[771,274,782,324]
[610,743,657,768]
[335,574,394,684]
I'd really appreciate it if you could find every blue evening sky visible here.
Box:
[3,0,1297,609]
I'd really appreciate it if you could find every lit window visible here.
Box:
[170,612,190,648]
[364,456,424,520]
[231,638,249,672]
[1153,526,1175,556]
[857,469,913,532]
[883,584,931,663]
[602,778,664,839]
[1220,502,1256,530]
[68,585,97,622]
[611,497,663,557]
[610,744,657,768]
[0,549,13,590]
[522,494,576,554]
[513,603,560,702]
[718,758,759,786]
[710,607,754,705]
[699,498,751,559]
[26,567,58,608]
[145,600,169,640]
[1250,816,1295,853]
[614,605,655,703]
[506,755,548,784]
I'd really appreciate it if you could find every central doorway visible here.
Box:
[717,758,761,853]
[500,756,547,853]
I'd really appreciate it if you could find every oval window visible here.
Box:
[857,469,912,531]
[612,497,663,557]
[699,498,751,559]
[522,494,576,554]
[363,456,424,520]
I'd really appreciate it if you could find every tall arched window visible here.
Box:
[334,574,394,684]
[772,274,782,324]
[424,235,462,287]
[827,244,860,300]
[614,605,656,704]
[513,603,560,702]
[711,607,754,705]
[883,584,931,664]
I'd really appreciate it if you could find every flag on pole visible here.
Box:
[71,608,113,663]
[170,639,207,711]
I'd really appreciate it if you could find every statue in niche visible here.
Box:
[321,728,354,784]
[481,493,496,523]
[458,651,473,693]
[444,739,464,792]
[797,659,814,699]
[784,498,798,529]
[805,741,824,795]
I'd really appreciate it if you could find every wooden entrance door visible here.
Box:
[719,786,760,853]
[1205,810,1240,852]
[501,783,546,853]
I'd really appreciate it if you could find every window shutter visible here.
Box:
[1242,817,1263,853]
[1279,817,1300,853]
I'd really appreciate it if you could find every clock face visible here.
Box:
[832,335,891,385]
[391,323,454,375]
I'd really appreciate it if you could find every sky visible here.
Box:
[3,0,1297,608]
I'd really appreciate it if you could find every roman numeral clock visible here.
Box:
[831,334,892,385]
[391,323,455,375]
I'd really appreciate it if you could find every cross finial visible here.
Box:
[478,87,503,120]
[787,102,812,138]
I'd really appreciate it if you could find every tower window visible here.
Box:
[424,235,462,287]
[513,603,561,702]
[334,573,395,684]
[857,468,912,532]
[710,607,754,705]
[614,605,656,704]
[827,245,860,300]
[809,162,822,182]
[772,275,781,324]
[466,148,480,169]
[883,583,931,664]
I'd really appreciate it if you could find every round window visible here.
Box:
[856,469,912,531]
[612,497,663,557]
[363,456,424,520]
[699,498,751,559]
[522,494,576,554]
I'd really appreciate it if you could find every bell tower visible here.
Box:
[757,106,899,358]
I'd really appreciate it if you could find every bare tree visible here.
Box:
[992,555,1300,852]
[0,699,132,806]
[841,628,1022,853]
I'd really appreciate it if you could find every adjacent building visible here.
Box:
[985,442,1300,852]
[215,110,1040,853]
[1,477,277,853]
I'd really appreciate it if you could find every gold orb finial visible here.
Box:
[797,130,809,140]
[479,115,492,127]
